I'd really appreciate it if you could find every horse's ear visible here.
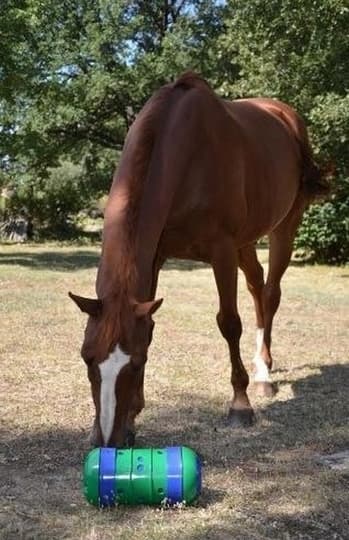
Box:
[133,298,163,318]
[69,292,102,317]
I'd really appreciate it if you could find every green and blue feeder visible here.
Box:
[83,446,202,507]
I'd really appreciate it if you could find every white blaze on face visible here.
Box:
[253,328,271,382]
[99,344,130,445]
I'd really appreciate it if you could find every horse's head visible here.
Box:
[69,291,162,447]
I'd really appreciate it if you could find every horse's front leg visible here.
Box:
[126,255,164,444]
[125,366,145,446]
[212,242,255,427]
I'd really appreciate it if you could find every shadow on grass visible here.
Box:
[0,250,100,272]
[142,363,349,539]
[1,363,348,539]
[1,247,322,277]
[184,509,347,540]
[163,259,210,271]
[0,427,151,539]
[2,363,348,469]
[137,364,349,465]
[0,250,211,273]
[0,422,224,539]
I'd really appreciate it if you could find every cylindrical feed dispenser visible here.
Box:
[83,446,201,507]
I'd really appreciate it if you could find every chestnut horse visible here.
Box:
[70,73,329,447]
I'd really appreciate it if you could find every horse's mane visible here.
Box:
[98,72,211,298]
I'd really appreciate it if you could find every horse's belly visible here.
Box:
[160,178,299,261]
[160,162,299,260]
[160,214,218,262]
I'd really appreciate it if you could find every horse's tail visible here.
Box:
[271,103,332,201]
[296,125,332,201]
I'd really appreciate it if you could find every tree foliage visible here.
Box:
[7,161,87,233]
[0,0,225,231]
[0,0,348,262]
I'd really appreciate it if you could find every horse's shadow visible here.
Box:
[138,363,349,465]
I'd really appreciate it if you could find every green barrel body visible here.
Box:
[83,446,201,507]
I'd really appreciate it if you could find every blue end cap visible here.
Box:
[196,454,202,494]
[166,446,183,503]
[99,448,116,507]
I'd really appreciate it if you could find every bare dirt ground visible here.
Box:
[1,244,348,539]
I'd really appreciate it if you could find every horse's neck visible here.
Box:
[96,98,172,301]
[96,181,163,302]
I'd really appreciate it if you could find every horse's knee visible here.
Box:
[216,312,242,342]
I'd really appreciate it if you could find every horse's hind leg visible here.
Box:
[262,201,307,391]
[212,240,255,427]
[238,244,275,397]
[238,244,265,332]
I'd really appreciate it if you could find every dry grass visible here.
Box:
[0,244,348,540]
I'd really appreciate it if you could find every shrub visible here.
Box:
[295,94,349,264]
[295,192,349,264]
[6,161,89,237]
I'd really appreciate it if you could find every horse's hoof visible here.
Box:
[227,408,256,428]
[253,381,277,398]
[125,429,136,447]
